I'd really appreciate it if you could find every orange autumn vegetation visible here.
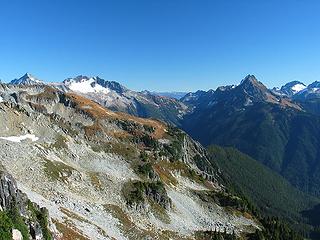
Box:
[66,93,166,139]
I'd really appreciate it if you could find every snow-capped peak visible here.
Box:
[274,81,306,96]
[63,76,110,94]
[10,73,44,85]
[63,75,92,84]
[291,83,306,93]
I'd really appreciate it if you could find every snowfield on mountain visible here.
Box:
[0,134,39,142]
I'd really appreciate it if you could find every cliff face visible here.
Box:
[0,164,53,240]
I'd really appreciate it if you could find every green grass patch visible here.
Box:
[43,159,75,182]
[51,134,68,149]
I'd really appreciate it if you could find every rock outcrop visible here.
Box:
[0,164,53,240]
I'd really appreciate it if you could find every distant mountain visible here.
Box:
[149,91,188,100]
[271,80,320,103]
[273,81,306,97]
[293,81,320,100]
[63,75,128,94]
[181,75,320,200]
[10,73,44,85]
[59,75,188,126]
[288,81,320,116]
[7,74,187,126]
[181,75,300,110]
[181,90,214,108]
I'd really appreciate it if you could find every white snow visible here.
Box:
[26,75,42,83]
[311,87,320,93]
[68,78,110,94]
[12,229,23,240]
[0,96,3,102]
[0,134,39,143]
[291,83,306,93]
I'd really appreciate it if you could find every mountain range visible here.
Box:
[180,75,320,238]
[0,78,269,240]
[181,75,320,195]
[2,72,320,238]
[7,73,188,126]
[8,72,320,105]
[149,91,188,100]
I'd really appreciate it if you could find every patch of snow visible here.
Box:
[311,87,320,93]
[0,96,3,102]
[12,229,23,240]
[244,98,253,106]
[0,134,39,143]
[27,75,40,83]
[68,78,110,94]
[291,83,306,93]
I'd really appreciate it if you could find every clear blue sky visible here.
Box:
[1,0,320,91]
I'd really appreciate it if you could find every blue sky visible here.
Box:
[0,0,320,91]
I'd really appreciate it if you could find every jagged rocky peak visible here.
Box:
[140,90,151,95]
[63,75,92,83]
[10,73,44,85]
[226,74,302,109]
[63,75,127,94]
[181,90,207,102]
[59,74,186,126]
[216,85,235,92]
[62,75,95,88]
[95,76,128,94]
[234,74,269,99]
[293,80,320,100]
[239,74,266,90]
[63,75,109,94]
[308,81,320,89]
[279,81,306,96]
